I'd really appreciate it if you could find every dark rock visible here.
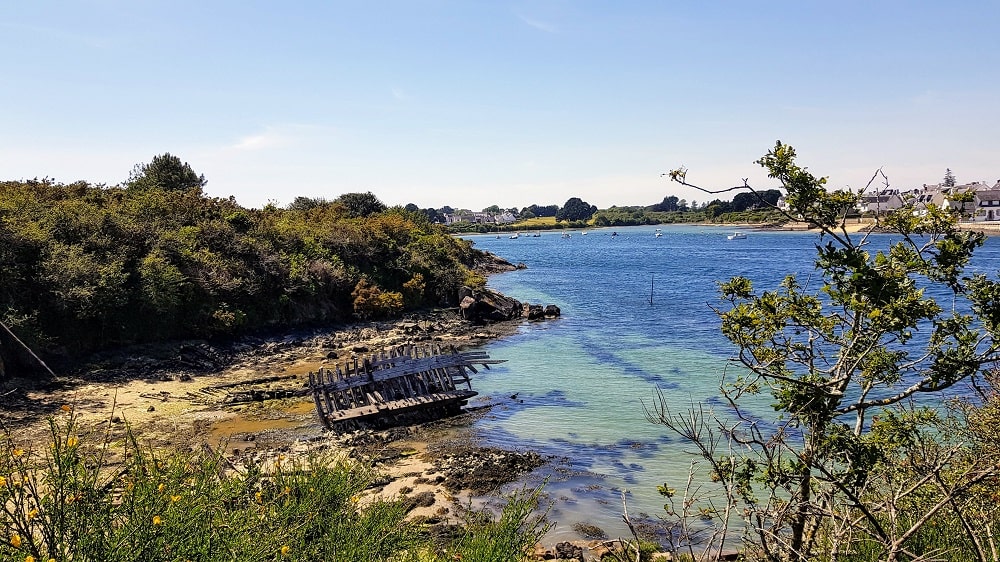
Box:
[554,542,584,561]
[402,491,436,512]
[544,304,561,317]
[459,288,523,324]
[523,304,545,320]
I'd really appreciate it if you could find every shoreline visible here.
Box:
[0,309,605,553]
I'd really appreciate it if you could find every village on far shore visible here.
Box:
[810,178,1000,222]
[429,172,1000,230]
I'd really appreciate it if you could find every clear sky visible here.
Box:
[3,1,998,211]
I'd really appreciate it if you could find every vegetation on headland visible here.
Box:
[0,155,489,374]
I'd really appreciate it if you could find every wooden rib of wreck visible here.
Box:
[308,343,505,432]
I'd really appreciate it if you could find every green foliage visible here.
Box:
[655,141,1000,560]
[445,486,551,562]
[334,191,387,218]
[351,279,404,319]
[555,197,597,222]
[944,168,957,187]
[0,410,551,562]
[127,153,206,193]
[0,177,487,368]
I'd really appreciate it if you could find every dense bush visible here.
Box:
[0,179,485,371]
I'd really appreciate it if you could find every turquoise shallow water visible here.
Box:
[460,225,1000,543]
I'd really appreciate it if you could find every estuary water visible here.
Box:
[460,224,1000,543]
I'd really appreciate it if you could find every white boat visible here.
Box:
[561,232,571,238]
[510,233,519,239]
[727,232,747,240]
[655,229,662,238]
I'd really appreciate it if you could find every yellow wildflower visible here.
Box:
[152,515,162,526]
[0,476,6,487]
[12,448,24,458]
[280,545,290,557]
[10,533,21,547]
[60,405,71,413]
[171,495,181,502]
[282,486,291,495]
[27,508,38,520]
[254,491,263,503]
[25,556,35,562]
[158,483,166,492]
[66,437,78,447]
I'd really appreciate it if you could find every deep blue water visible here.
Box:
[460,224,1000,543]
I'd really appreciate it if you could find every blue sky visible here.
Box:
[3,1,998,211]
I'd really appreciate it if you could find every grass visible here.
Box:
[0,407,550,562]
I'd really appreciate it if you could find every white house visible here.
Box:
[859,191,905,215]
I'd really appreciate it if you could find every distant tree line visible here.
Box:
[441,189,783,230]
[0,155,488,374]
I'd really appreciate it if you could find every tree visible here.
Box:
[420,207,441,223]
[482,205,501,214]
[334,191,386,218]
[287,196,330,212]
[944,168,957,187]
[522,204,559,218]
[655,141,1000,560]
[127,153,206,193]
[651,195,679,212]
[555,197,597,222]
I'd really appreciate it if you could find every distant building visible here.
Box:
[859,191,905,215]
[443,211,517,225]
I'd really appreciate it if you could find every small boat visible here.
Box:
[655,229,662,238]
[561,232,571,238]
[611,231,618,237]
[727,232,747,240]
[509,233,519,239]
[581,231,588,235]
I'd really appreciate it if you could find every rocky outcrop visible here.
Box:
[459,287,561,324]
[459,287,522,323]
[471,251,519,274]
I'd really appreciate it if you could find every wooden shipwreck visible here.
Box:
[308,344,505,431]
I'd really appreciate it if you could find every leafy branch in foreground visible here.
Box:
[651,141,1000,561]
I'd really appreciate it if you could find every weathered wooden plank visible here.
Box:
[311,354,504,393]
[320,390,477,423]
